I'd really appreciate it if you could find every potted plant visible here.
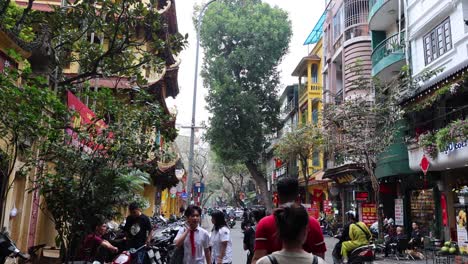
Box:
[157,144,179,172]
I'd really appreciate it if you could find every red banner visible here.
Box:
[361,203,377,226]
[66,91,110,152]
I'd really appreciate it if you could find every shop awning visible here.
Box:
[299,171,331,186]
[323,163,369,184]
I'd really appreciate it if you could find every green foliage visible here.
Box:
[274,124,323,178]
[418,119,468,158]
[418,132,438,159]
[22,0,187,88]
[200,0,292,210]
[36,142,150,253]
[201,0,292,163]
[2,2,36,42]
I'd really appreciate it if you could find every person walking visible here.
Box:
[174,205,211,264]
[256,204,327,264]
[210,210,233,264]
[244,209,266,264]
[252,177,326,264]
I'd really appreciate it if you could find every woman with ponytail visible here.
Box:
[256,204,328,264]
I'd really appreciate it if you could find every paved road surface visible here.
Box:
[202,218,427,264]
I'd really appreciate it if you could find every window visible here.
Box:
[312,150,320,166]
[423,18,452,65]
[333,5,343,42]
[311,64,318,83]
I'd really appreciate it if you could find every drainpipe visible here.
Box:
[398,0,401,45]
[403,0,410,68]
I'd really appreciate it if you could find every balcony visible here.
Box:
[299,83,322,103]
[280,98,295,120]
[371,31,405,79]
[368,0,402,31]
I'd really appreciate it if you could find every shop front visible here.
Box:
[323,164,374,225]
[299,171,330,219]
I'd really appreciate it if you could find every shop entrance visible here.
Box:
[410,189,436,235]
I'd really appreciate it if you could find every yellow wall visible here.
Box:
[297,38,324,181]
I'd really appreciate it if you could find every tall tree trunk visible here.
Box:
[365,155,382,240]
[301,157,309,204]
[245,160,273,213]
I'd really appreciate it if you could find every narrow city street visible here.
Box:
[202,218,427,264]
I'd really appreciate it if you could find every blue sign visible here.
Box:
[193,182,205,193]
[181,192,188,199]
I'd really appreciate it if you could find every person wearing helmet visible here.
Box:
[341,210,372,263]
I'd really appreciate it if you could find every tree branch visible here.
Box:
[13,0,34,33]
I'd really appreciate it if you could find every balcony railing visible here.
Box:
[371,31,405,66]
[280,98,295,120]
[300,83,322,98]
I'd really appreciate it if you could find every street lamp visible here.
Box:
[187,0,217,203]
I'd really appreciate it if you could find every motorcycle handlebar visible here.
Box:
[18,252,30,260]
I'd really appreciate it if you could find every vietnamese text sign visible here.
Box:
[355,192,369,201]
[395,198,404,226]
[361,203,377,226]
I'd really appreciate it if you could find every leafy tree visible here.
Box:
[0,0,187,90]
[33,88,176,260]
[0,51,67,223]
[274,124,324,202]
[200,0,292,211]
[323,64,438,237]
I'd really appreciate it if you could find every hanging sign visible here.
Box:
[355,192,369,202]
[420,155,430,175]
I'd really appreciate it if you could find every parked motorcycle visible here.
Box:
[0,231,29,264]
[228,217,236,229]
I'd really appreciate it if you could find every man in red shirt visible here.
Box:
[252,177,326,264]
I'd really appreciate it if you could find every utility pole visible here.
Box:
[187,0,217,204]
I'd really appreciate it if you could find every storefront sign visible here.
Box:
[443,140,468,154]
[275,166,287,178]
[323,200,332,215]
[336,174,355,184]
[394,198,404,226]
[361,203,377,226]
[355,192,369,202]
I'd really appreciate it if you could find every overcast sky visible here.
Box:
[166,0,326,136]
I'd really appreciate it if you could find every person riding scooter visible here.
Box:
[340,211,372,263]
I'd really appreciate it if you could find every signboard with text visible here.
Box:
[361,203,377,226]
[323,200,332,215]
[355,192,369,202]
[395,198,404,226]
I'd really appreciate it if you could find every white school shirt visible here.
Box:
[210,226,232,263]
[175,226,210,264]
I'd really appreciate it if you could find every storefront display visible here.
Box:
[410,189,435,233]
[455,206,468,254]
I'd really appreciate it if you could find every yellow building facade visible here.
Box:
[0,0,183,253]
[292,38,324,181]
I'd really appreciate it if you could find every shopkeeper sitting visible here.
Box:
[409,222,423,249]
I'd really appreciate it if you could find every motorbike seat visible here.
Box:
[350,244,373,255]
